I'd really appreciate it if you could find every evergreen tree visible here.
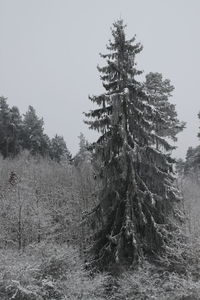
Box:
[50,134,71,163]
[74,133,90,166]
[144,72,185,144]
[78,132,89,153]
[176,158,185,177]
[21,106,49,156]
[9,106,23,156]
[184,146,200,180]
[85,20,181,269]
[0,97,12,157]
[198,111,200,139]
[184,113,200,178]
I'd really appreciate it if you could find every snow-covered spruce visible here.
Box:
[85,19,183,269]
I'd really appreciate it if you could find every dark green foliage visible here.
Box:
[85,20,182,269]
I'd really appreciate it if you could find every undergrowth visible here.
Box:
[1,240,200,299]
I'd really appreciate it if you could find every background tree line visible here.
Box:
[0,96,71,162]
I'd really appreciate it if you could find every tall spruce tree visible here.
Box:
[85,20,181,269]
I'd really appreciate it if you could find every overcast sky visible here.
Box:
[0,0,200,158]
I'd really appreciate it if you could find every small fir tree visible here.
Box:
[85,20,182,269]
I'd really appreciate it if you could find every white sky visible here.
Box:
[0,0,200,158]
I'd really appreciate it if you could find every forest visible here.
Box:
[1,19,200,300]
